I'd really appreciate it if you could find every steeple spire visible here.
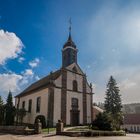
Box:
[68,18,72,40]
[62,19,78,67]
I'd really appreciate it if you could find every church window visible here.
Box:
[71,98,78,110]
[131,126,133,131]
[36,97,41,113]
[134,126,136,132]
[28,99,32,113]
[137,126,139,132]
[22,101,25,109]
[73,80,78,91]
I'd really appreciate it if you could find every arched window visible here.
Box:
[73,80,78,91]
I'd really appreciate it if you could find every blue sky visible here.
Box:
[0,0,140,103]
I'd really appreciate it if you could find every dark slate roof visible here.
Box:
[15,69,61,98]
[63,34,76,48]
[124,114,140,125]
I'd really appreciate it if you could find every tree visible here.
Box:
[92,112,112,130]
[104,76,123,130]
[0,96,4,125]
[16,108,26,125]
[0,96,3,105]
[5,91,16,125]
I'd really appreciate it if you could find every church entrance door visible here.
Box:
[70,110,79,126]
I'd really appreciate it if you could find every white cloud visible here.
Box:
[92,65,140,104]
[18,57,25,63]
[120,79,137,90]
[0,70,37,99]
[0,73,22,94]
[35,75,40,80]
[29,58,40,68]
[0,30,23,64]
[23,69,34,76]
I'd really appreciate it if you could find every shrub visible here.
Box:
[92,112,112,131]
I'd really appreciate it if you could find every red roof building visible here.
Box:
[123,114,140,133]
[124,114,140,125]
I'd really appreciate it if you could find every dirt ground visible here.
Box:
[0,133,140,140]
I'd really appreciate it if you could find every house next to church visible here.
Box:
[15,27,93,127]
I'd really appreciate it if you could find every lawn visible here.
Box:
[42,127,56,133]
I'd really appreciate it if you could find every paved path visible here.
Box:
[0,134,140,140]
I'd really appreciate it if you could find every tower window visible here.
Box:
[73,80,78,91]
[36,97,41,113]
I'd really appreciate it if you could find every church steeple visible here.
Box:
[68,18,72,40]
[62,20,78,67]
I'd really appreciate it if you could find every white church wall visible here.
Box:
[15,98,18,108]
[54,75,62,87]
[66,63,83,74]
[17,88,49,124]
[86,94,92,124]
[66,91,83,125]
[53,88,61,125]
[67,71,83,92]
[86,83,92,93]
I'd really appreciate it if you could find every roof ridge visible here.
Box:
[15,69,61,97]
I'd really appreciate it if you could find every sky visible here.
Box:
[0,0,140,104]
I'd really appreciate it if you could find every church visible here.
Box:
[15,26,93,127]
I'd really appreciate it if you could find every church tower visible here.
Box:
[62,21,78,67]
[15,21,93,127]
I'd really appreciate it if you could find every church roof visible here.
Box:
[63,34,76,49]
[15,69,61,98]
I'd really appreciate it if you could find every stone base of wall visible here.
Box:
[0,126,35,135]
[57,130,126,137]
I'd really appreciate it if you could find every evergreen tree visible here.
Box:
[0,96,3,105]
[92,112,112,130]
[6,91,13,107]
[104,76,123,130]
[5,91,16,125]
[0,96,4,125]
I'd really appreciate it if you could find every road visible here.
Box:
[0,134,140,140]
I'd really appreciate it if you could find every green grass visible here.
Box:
[42,127,56,133]
[67,127,89,132]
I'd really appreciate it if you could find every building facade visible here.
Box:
[15,30,93,126]
[122,114,140,133]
